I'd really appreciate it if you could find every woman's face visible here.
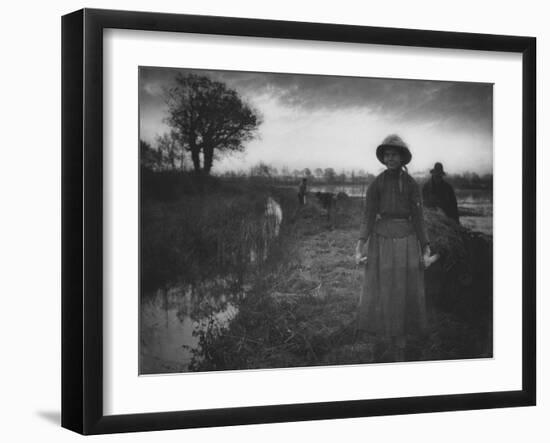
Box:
[383,148,402,170]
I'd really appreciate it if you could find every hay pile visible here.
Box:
[424,208,468,270]
[424,208,493,326]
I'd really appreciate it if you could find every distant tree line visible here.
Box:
[215,162,493,189]
[216,162,377,185]
[441,172,493,190]
[141,140,492,190]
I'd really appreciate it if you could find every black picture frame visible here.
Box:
[61,8,536,435]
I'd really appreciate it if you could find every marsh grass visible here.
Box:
[141,174,493,371]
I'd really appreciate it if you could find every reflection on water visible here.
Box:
[140,284,238,374]
[455,189,493,235]
[309,184,367,197]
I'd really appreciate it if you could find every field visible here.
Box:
[140,174,493,374]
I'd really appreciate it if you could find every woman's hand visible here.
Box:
[421,245,439,269]
[355,250,367,266]
[423,245,431,257]
[355,240,367,266]
[420,245,430,268]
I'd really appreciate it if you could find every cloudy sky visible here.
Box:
[139,66,493,175]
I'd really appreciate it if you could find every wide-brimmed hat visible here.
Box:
[376,134,412,165]
[430,162,446,176]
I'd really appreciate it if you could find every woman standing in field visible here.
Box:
[354,134,430,361]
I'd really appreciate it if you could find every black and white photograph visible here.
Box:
[139,67,494,374]
[1,0,546,438]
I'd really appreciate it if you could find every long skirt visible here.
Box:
[357,233,428,337]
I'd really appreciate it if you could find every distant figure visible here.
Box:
[422,162,459,223]
[298,178,307,205]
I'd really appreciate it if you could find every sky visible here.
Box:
[139,66,493,175]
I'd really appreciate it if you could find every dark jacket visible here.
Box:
[422,178,459,222]
[359,169,429,249]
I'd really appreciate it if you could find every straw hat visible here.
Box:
[376,134,412,165]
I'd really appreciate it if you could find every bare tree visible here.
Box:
[155,131,186,170]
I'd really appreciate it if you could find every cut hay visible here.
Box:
[424,208,469,270]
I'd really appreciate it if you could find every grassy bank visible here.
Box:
[141,173,492,371]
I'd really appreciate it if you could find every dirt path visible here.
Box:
[294,227,361,300]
